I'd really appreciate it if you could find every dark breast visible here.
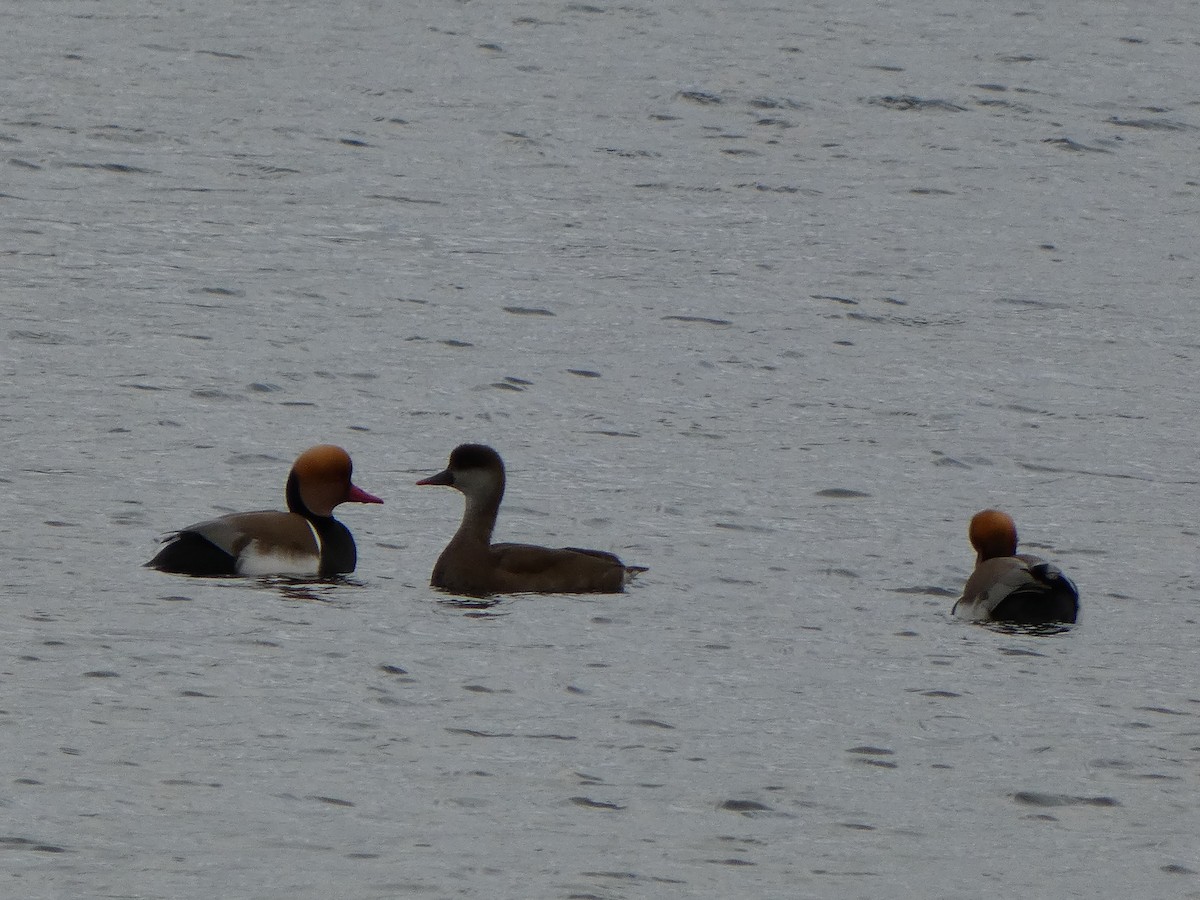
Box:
[313,517,357,576]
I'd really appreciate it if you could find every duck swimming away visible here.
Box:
[417,443,644,596]
[952,509,1079,624]
[146,445,382,577]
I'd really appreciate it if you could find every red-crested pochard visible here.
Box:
[417,443,644,596]
[146,445,382,577]
[952,509,1079,624]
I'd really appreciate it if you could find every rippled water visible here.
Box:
[4,1,1199,898]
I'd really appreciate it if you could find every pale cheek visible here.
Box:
[454,471,493,495]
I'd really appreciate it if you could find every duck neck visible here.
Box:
[455,485,502,546]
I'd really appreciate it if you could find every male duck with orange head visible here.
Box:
[952,509,1079,624]
[147,445,382,577]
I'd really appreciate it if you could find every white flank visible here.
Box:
[235,521,323,577]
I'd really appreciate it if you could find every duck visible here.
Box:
[417,443,644,596]
[146,445,382,577]
[952,509,1079,624]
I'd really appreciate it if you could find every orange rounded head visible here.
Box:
[968,509,1019,561]
[291,445,383,517]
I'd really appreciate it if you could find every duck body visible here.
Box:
[418,443,642,597]
[147,445,382,578]
[952,510,1079,624]
[430,540,631,597]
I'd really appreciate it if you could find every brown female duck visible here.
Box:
[418,443,643,596]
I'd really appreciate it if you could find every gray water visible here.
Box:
[4,1,1199,898]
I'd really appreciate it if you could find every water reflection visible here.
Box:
[261,576,364,605]
[436,595,508,618]
[980,621,1075,638]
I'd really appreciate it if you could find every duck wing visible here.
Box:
[489,542,629,593]
[148,511,319,575]
[953,556,1078,624]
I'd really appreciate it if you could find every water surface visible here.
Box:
[3,1,1199,898]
